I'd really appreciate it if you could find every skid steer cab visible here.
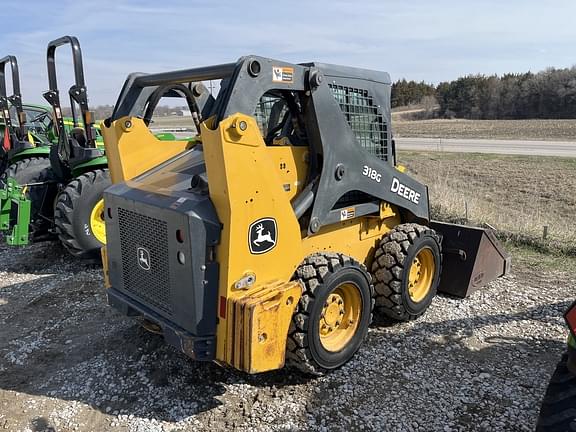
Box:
[102,56,510,374]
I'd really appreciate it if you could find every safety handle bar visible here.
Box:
[46,36,85,92]
[43,36,95,148]
[0,55,25,135]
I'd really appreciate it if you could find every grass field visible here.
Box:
[399,151,576,255]
[394,119,576,141]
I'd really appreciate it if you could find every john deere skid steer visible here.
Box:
[101,57,510,374]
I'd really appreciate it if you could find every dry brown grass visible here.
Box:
[394,119,576,141]
[399,151,576,254]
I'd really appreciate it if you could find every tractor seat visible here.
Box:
[70,127,87,147]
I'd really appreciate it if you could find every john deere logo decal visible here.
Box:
[249,218,277,254]
[137,247,151,271]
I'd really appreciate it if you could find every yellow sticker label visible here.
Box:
[272,66,294,83]
[340,207,356,221]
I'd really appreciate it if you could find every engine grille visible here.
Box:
[118,208,173,314]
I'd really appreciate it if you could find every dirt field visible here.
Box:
[394,119,576,141]
[399,151,576,254]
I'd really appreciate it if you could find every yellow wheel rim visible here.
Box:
[408,247,436,303]
[319,283,362,352]
[89,199,107,245]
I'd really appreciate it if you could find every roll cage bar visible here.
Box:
[0,55,26,140]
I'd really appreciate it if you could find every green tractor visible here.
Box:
[536,301,576,431]
[0,55,61,244]
[1,35,199,256]
[0,55,90,174]
[0,36,109,252]
[0,55,56,175]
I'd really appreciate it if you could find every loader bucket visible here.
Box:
[430,221,511,298]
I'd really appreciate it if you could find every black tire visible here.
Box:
[1,156,56,235]
[371,223,442,321]
[536,353,576,431]
[286,253,374,375]
[54,168,111,258]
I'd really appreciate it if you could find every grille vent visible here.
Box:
[118,208,173,314]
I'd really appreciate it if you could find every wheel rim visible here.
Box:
[319,283,362,352]
[408,247,435,303]
[89,199,107,244]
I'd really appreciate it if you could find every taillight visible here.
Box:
[565,300,576,339]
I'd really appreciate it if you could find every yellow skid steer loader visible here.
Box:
[101,57,510,374]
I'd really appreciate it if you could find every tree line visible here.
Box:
[392,66,576,119]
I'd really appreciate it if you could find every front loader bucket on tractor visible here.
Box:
[431,221,511,298]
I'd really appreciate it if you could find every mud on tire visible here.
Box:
[371,223,442,322]
[54,168,111,258]
[286,252,374,375]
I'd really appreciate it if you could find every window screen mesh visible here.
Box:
[329,85,388,161]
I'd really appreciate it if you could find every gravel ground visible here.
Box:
[0,241,574,432]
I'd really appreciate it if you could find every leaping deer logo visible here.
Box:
[253,223,275,247]
[249,218,277,254]
[137,247,151,270]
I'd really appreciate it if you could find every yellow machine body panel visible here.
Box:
[101,117,194,183]
[301,203,401,269]
[201,114,306,370]
[229,280,302,373]
[101,246,111,289]
[201,113,400,372]
[266,146,309,201]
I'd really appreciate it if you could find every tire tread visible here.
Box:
[286,252,374,375]
[54,168,110,258]
[371,223,441,321]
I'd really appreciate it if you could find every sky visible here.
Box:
[1,0,575,106]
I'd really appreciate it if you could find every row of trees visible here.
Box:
[391,79,436,108]
[392,67,576,119]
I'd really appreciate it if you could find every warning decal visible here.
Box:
[272,66,294,83]
[340,207,356,221]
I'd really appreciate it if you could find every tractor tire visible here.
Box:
[536,353,576,431]
[371,223,442,321]
[0,156,56,236]
[286,253,374,375]
[54,168,111,258]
